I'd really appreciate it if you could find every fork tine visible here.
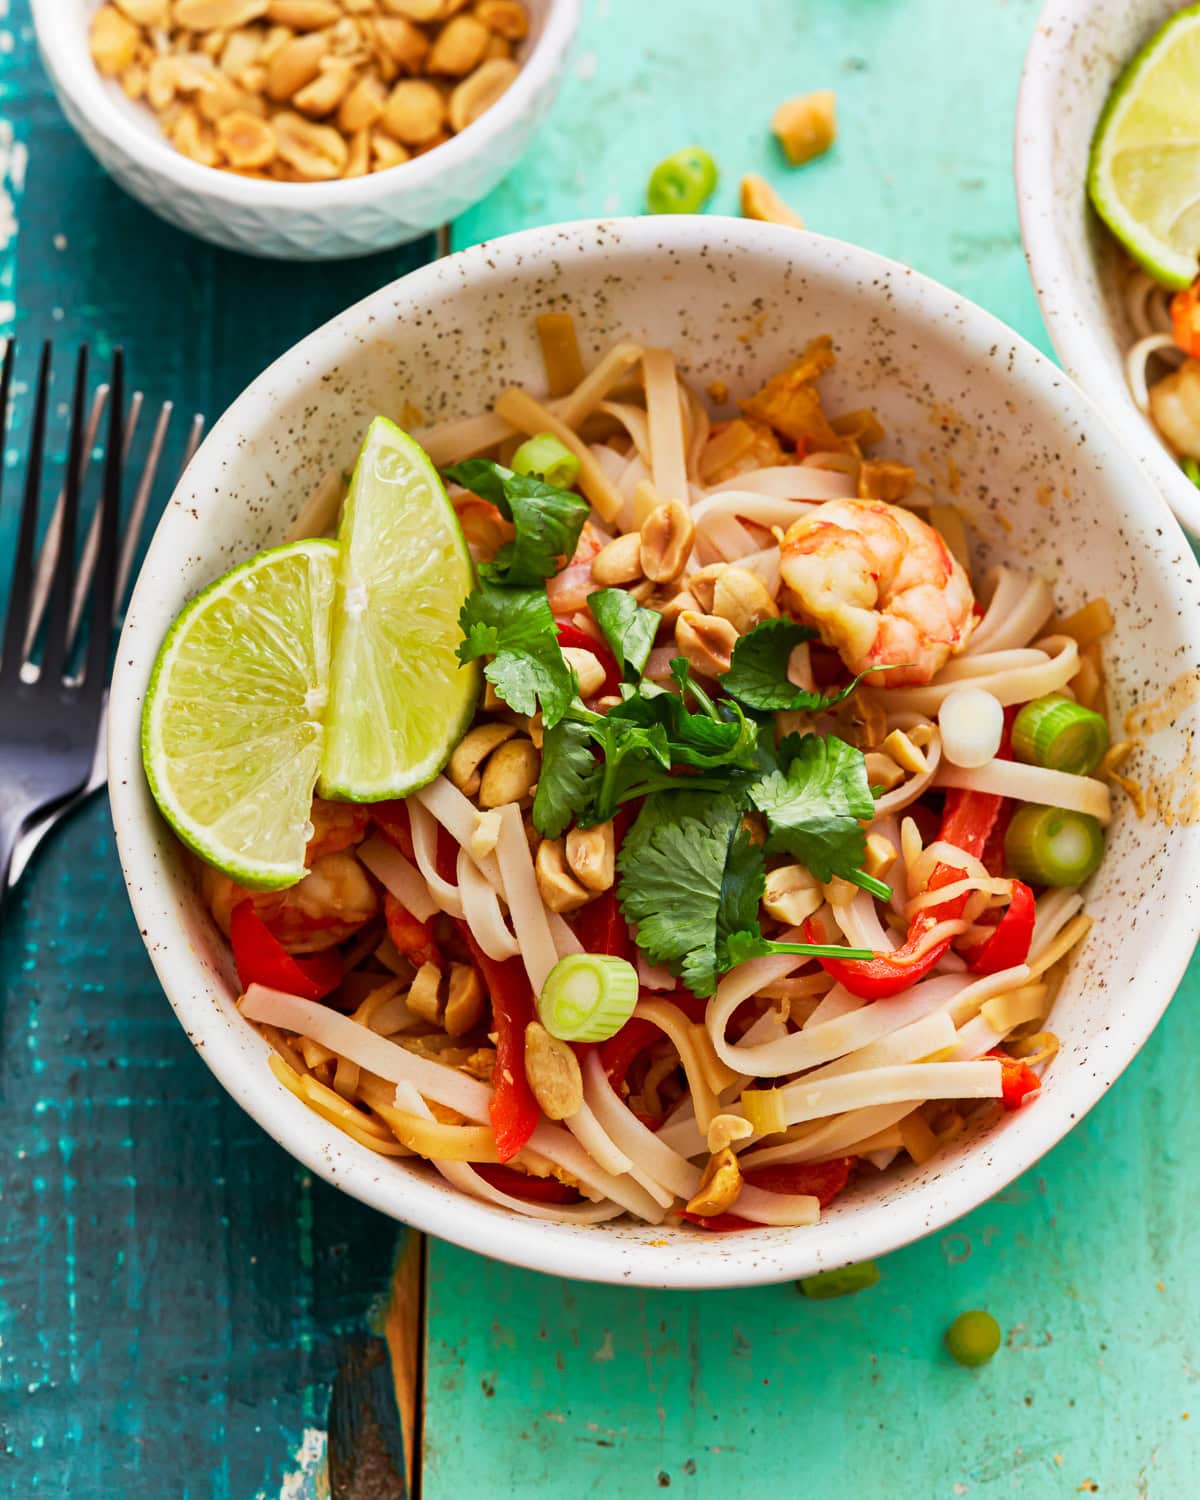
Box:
[67,387,144,645]
[0,340,43,685]
[25,380,111,658]
[39,346,89,680]
[83,349,123,692]
[114,398,172,612]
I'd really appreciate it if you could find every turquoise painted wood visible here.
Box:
[1,0,1197,1496]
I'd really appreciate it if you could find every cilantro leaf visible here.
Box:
[618,792,744,997]
[587,588,661,680]
[715,828,766,961]
[720,618,880,712]
[457,583,575,726]
[607,670,759,772]
[445,459,588,587]
[722,928,874,967]
[532,715,598,838]
[749,733,876,884]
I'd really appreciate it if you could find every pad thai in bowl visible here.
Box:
[111,219,1200,1286]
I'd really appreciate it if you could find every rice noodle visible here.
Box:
[562,1099,637,1181]
[634,1000,722,1132]
[870,634,1078,715]
[1126,333,1182,413]
[357,835,438,922]
[643,348,690,505]
[495,386,624,522]
[936,759,1112,823]
[597,400,652,463]
[871,728,943,816]
[583,1051,700,1201]
[694,509,761,564]
[733,1185,821,1226]
[457,845,519,960]
[709,465,855,500]
[803,982,863,1029]
[406,800,464,917]
[413,777,504,892]
[740,1102,916,1170]
[495,802,561,996]
[772,1059,1002,1127]
[1030,888,1084,960]
[966,568,1055,655]
[690,490,820,530]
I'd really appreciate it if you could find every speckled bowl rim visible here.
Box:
[110,217,1200,1289]
[1015,0,1200,537]
[32,0,581,210]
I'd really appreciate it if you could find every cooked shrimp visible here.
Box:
[454,497,512,566]
[546,519,607,614]
[780,498,975,686]
[1148,359,1200,458]
[306,798,371,860]
[200,851,380,953]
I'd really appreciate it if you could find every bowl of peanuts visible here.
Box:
[33,0,581,260]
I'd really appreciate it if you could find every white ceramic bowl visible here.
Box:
[109,217,1200,1288]
[33,0,580,261]
[1016,0,1200,537]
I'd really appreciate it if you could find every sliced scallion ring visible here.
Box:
[537,953,639,1042]
[512,432,581,490]
[1004,804,1105,887]
[1011,694,1110,776]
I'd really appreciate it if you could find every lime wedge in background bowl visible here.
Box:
[319,416,479,802]
[1088,3,1200,289]
[142,539,337,890]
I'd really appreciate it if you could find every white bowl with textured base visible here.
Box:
[33,0,580,261]
[110,217,1200,1288]
[1016,0,1200,537]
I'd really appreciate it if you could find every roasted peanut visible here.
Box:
[380,0,446,17]
[675,610,737,678]
[374,16,431,71]
[216,109,276,166]
[772,89,837,166]
[272,109,348,176]
[448,721,519,796]
[173,0,269,26]
[427,13,489,74]
[478,737,539,808]
[120,61,149,100]
[475,0,528,38]
[685,562,726,614]
[371,128,411,169]
[707,1113,753,1153]
[712,566,778,634]
[338,70,387,132]
[590,531,643,587]
[639,499,694,583]
[655,589,697,631]
[565,821,614,893]
[740,173,804,228]
[447,56,517,131]
[294,54,356,114]
[342,125,370,176]
[266,0,341,27]
[92,6,143,75]
[762,863,823,926]
[407,960,443,1024]
[524,1022,584,1120]
[561,646,606,699]
[219,25,262,75]
[534,839,591,914]
[857,458,915,501]
[481,33,511,61]
[265,29,329,100]
[686,1147,743,1216]
[444,963,484,1037]
[381,77,445,143]
[881,728,927,775]
[172,105,220,164]
[114,0,170,24]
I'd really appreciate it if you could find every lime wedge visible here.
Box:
[142,539,337,890]
[318,416,479,801]
[1089,4,1200,289]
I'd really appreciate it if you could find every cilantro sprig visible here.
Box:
[445,459,588,587]
[457,583,575,727]
[587,588,660,680]
[720,618,881,713]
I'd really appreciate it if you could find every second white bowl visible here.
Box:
[1016,0,1200,537]
[33,0,580,261]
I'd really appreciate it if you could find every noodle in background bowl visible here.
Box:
[109,218,1200,1288]
[1015,0,1200,538]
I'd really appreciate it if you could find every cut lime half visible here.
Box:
[1088,4,1200,289]
[319,416,479,802]
[142,538,337,890]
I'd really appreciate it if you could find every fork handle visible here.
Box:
[0,801,27,911]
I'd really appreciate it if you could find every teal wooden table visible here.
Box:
[2,1,1197,1495]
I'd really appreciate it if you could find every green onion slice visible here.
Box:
[945,1309,1002,1367]
[1004,804,1105,887]
[537,953,639,1042]
[646,146,719,214]
[799,1261,880,1299]
[512,432,581,490]
[1011,694,1110,775]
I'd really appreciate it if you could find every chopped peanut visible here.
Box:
[524,1022,584,1120]
[686,1147,743,1216]
[565,821,615,893]
[740,173,804,228]
[534,839,591,914]
[858,459,915,501]
[772,89,837,167]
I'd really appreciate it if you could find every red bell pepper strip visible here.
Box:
[383,891,440,970]
[372,799,416,860]
[229,900,343,1002]
[571,888,632,961]
[808,787,1007,1000]
[988,1050,1042,1110]
[460,927,540,1162]
[472,1164,581,1204]
[1172,278,1200,357]
[556,621,622,698]
[598,989,709,1093]
[682,1157,855,1232]
[960,879,1036,974]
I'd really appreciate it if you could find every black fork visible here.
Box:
[0,343,124,910]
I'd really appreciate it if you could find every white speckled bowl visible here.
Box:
[109,218,1200,1288]
[32,0,580,261]
[1016,0,1200,537]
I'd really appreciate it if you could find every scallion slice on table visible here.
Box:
[799,1261,880,1299]
[538,953,639,1042]
[512,432,581,489]
[1004,804,1105,887]
[646,146,719,213]
[1011,694,1109,776]
[945,1309,1002,1367]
